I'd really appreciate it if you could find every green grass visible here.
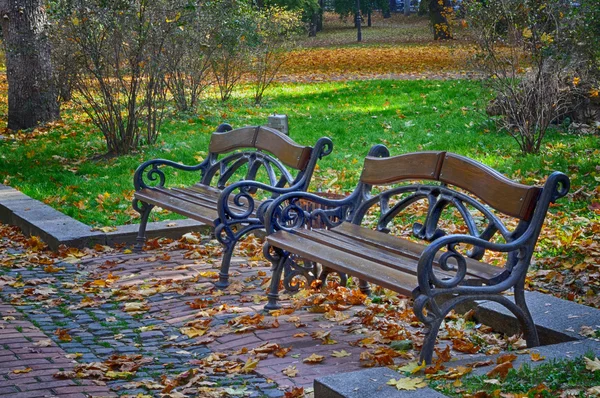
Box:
[1,79,598,228]
[430,355,600,397]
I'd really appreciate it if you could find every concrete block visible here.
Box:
[474,291,600,345]
[11,205,105,250]
[314,367,447,398]
[106,219,212,246]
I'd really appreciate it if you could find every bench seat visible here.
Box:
[134,184,263,225]
[267,222,504,296]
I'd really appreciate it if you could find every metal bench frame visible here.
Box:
[262,149,570,363]
[132,123,333,288]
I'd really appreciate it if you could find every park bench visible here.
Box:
[261,150,570,363]
[132,124,333,288]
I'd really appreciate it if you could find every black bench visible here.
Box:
[132,124,333,288]
[262,150,570,363]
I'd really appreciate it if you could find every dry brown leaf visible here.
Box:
[486,361,513,379]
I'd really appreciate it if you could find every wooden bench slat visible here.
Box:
[134,188,217,224]
[293,228,458,282]
[267,231,418,296]
[439,153,541,220]
[331,223,503,282]
[360,151,446,185]
[174,186,264,213]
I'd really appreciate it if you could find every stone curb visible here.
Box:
[315,292,600,397]
[0,184,211,250]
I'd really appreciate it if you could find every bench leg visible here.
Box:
[265,254,289,311]
[358,279,371,296]
[514,281,540,347]
[420,318,443,365]
[133,199,154,252]
[215,243,235,289]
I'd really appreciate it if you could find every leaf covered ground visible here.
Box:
[5,223,596,397]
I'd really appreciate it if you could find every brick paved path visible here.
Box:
[0,303,114,397]
[0,230,493,397]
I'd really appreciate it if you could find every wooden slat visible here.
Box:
[360,151,446,185]
[267,231,418,296]
[254,127,313,171]
[174,187,264,213]
[331,223,503,281]
[439,153,541,220]
[208,126,313,170]
[134,188,218,224]
[293,228,457,281]
[208,126,258,154]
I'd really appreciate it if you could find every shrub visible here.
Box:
[466,0,594,154]
[50,0,179,155]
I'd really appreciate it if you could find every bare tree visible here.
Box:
[0,0,59,130]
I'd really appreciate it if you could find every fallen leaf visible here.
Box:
[284,387,304,398]
[585,357,600,372]
[397,360,426,374]
[240,358,260,374]
[282,365,298,377]
[386,377,427,391]
[486,361,513,379]
[530,352,545,362]
[331,350,351,358]
[54,328,72,342]
[13,367,32,374]
[303,353,325,364]
[497,353,518,364]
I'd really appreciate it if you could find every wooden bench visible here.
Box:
[262,150,570,363]
[132,124,333,288]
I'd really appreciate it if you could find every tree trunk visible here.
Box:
[404,0,410,16]
[0,0,59,130]
[429,0,453,40]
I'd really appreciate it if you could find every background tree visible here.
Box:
[429,0,453,40]
[0,0,59,130]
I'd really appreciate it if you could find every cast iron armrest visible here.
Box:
[133,158,210,191]
[262,189,365,234]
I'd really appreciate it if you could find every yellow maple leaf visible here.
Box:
[331,350,351,358]
[386,377,427,391]
[530,352,545,362]
[13,367,32,374]
[240,358,260,374]
[585,357,600,372]
[282,365,298,377]
[180,327,206,338]
[303,353,325,364]
[105,371,134,379]
[397,360,427,374]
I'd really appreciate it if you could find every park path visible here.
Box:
[0,224,505,397]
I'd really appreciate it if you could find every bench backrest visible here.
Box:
[201,125,332,190]
[360,151,541,220]
[208,126,314,171]
[353,150,569,267]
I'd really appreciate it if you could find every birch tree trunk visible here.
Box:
[0,0,59,130]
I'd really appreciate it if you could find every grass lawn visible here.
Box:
[1,78,598,228]
[430,355,600,397]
